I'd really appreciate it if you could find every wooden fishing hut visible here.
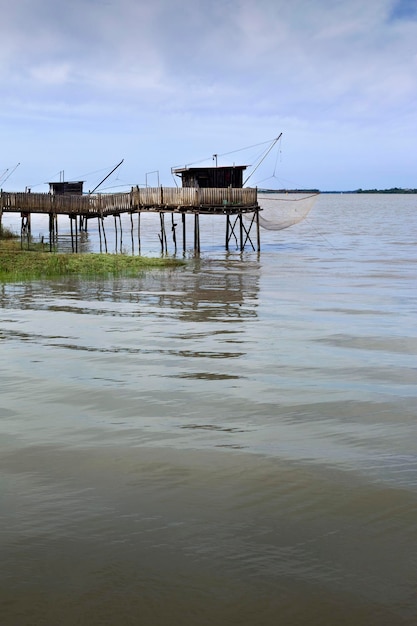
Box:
[48,180,87,246]
[0,165,261,254]
[48,180,84,196]
[171,164,260,253]
[173,165,247,189]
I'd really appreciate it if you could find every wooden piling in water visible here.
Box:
[75,215,79,253]
[70,216,74,252]
[114,215,118,252]
[256,209,260,252]
[159,212,168,254]
[101,216,108,253]
[171,213,177,253]
[130,212,134,254]
[194,212,200,254]
[182,213,186,253]
[118,214,123,253]
[98,216,102,253]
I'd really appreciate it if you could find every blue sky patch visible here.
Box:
[390,0,417,20]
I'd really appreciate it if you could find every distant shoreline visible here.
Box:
[260,188,417,194]
[321,188,417,194]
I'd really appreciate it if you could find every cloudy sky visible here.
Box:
[1,0,416,191]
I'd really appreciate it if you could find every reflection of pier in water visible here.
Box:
[152,259,260,323]
[0,258,260,324]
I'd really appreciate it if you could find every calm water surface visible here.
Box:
[1,194,416,625]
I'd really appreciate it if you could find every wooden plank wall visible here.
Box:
[0,187,258,216]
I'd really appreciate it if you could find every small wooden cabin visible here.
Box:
[48,181,84,196]
[172,166,247,189]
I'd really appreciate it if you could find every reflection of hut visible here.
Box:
[173,166,247,189]
[48,181,84,196]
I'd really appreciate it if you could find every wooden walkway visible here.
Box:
[0,187,261,253]
[0,187,258,216]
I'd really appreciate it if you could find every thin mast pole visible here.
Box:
[90,159,124,194]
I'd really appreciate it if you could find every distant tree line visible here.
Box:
[356,187,417,194]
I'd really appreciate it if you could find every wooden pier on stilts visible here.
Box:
[0,180,261,255]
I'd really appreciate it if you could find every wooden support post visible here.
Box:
[171,213,177,253]
[118,214,123,253]
[182,213,186,253]
[194,213,197,252]
[137,211,141,254]
[159,213,163,253]
[159,212,167,254]
[130,212,134,255]
[101,216,108,253]
[70,216,74,252]
[20,213,30,250]
[22,212,32,238]
[49,213,53,252]
[20,216,24,250]
[194,212,200,254]
[75,215,79,253]
[225,214,230,251]
[98,217,102,253]
[256,208,261,252]
[239,212,243,251]
[114,215,118,253]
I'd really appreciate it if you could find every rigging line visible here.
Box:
[259,193,320,202]
[89,159,124,194]
[47,170,62,180]
[308,222,338,253]
[243,133,283,186]
[99,183,136,191]
[0,168,9,182]
[216,136,282,158]
[74,164,121,180]
[248,145,273,169]
[252,177,282,187]
[176,134,283,169]
[35,169,65,187]
[272,136,282,177]
[1,163,20,185]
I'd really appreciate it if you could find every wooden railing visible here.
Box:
[0,187,258,216]
[131,187,257,208]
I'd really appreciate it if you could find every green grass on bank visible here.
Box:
[0,225,17,240]
[0,239,184,282]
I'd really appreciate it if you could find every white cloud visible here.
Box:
[29,62,73,85]
[1,0,417,190]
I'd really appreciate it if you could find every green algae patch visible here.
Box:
[0,241,184,282]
